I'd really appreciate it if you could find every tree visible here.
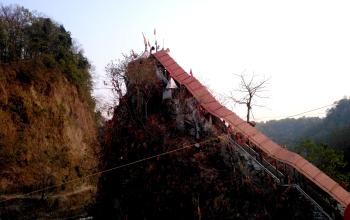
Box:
[229,73,269,122]
[295,140,349,188]
[105,51,138,106]
[0,5,34,62]
[106,52,162,122]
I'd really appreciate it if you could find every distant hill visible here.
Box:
[257,117,322,148]
[257,98,350,159]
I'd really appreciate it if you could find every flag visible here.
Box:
[190,68,193,77]
[142,32,147,45]
[197,206,201,218]
[154,28,156,35]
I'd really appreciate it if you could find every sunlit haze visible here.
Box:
[5,0,350,121]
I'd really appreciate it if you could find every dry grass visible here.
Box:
[0,63,99,217]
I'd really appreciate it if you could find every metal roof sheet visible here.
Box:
[152,50,350,208]
[195,93,213,103]
[177,74,191,82]
[158,55,172,64]
[162,59,175,67]
[215,107,233,118]
[204,102,222,112]
[300,163,320,178]
[237,123,258,137]
[155,51,168,60]
[224,114,245,127]
[282,152,300,165]
[315,173,338,190]
[187,81,202,91]
[273,148,289,159]
[182,76,195,84]
[172,69,186,77]
[331,186,350,203]
[261,140,280,155]
[251,133,269,145]
[194,87,209,98]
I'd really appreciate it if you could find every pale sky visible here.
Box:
[3,0,350,121]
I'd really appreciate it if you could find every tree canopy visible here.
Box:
[295,139,349,188]
[258,98,350,188]
[258,98,350,155]
[0,4,92,95]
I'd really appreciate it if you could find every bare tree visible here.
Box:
[105,50,161,121]
[105,51,138,105]
[229,73,270,123]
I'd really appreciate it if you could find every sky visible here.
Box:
[3,0,350,121]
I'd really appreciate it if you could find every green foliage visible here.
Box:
[258,98,350,161]
[318,99,350,154]
[295,139,349,187]
[259,99,350,187]
[257,98,350,150]
[324,98,350,128]
[0,4,93,106]
[0,5,33,62]
[257,117,322,148]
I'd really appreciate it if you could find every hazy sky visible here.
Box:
[4,0,350,121]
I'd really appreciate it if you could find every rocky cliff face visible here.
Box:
[0,62,99,219]
[94,57,317,219]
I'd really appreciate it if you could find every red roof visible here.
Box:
[153,50,350,210]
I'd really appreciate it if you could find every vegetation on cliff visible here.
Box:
[0,5,99,219]
[0,5,93,104]
[258,98,350,189]
[94,56,317,219]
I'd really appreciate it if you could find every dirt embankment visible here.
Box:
[0,63,99,219]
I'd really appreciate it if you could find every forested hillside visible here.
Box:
[258,98,350,188]
[257,117,322,148]
[0,5,99,219]
[258,98,350,154]
[315,99,350,154]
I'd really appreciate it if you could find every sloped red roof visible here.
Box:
[153,50,350,210]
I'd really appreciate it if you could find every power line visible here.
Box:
[214,91,336,122]
[0,135,223,205]
[255,103,335,121]
[284,103,334,118]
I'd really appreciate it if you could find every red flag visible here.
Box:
[190,69,193,77]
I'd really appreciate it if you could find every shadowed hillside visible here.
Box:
[94,56,322,220]
[257,98,350,190]
[0,5,99,219]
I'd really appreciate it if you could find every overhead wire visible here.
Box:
[0,135,224,205]
[281,103,335,118]
[95,86,336,121]
[255,103,336,121]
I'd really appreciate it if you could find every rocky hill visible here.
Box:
[94,57,319,219]
[0,5,99,219]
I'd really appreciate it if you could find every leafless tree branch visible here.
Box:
[229,73,270,122]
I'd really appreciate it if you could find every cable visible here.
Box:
[283,103,334,118]
[0,135,224,205]
[255,103,335,121]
